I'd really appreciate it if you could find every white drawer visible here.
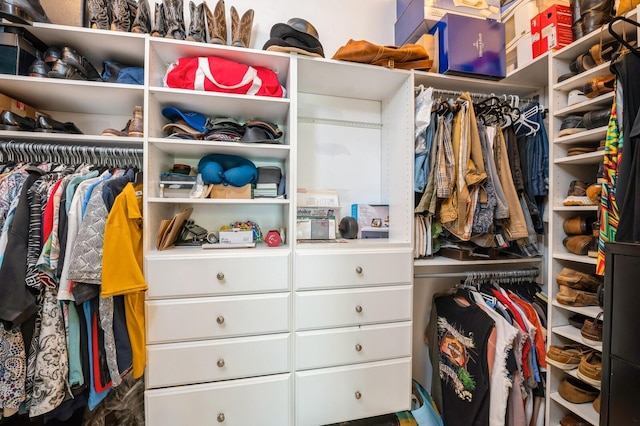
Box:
[145,252,290,299]
[146,293,290,343]
[296,322,411,370]
[295,358,411,426]
[295,250,412,290]
[147,334,290,388]
[296,285,411,330]
[146,373,291,425]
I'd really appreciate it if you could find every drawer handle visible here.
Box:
[355,266,363,274]
[355,391,362,400]
[217,272,225,281]
[355,343,363,352]
[355,305,363,314]
[217,413,225,422]
[216,316,225,325]
[217,359,225,368]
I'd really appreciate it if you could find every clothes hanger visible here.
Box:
[608,16,640,59]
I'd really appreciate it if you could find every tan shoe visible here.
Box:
[563,235,592,255]
[128,106,143,137]
[563,216,596,235]
[208,0,227,45]
[581,312,603,345]
[230,6,253,48]
[558,376,599,404]
[547,344,591,370]
[556,267,602,292]
[577,351,602,387]
[557,285,599,307]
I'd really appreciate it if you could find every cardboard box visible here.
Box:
[0,92,38,119]
[219,229,253,244]
[506,31,533,73]
[502,0,538,46]
[429,14,506,80]
[209,184,252,199]
[351,204,390,239]
[395,0,501,45]
[531,4,572,58]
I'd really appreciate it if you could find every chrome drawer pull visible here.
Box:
[355,391,362,400]
[355,266,363,274]
[217,359,225,368]
[216,316,225,325]
[216,272,225,280]
[355,344,363,352]
[355,305,363,313]
[217,413,225,422]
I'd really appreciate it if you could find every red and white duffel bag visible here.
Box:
[164,56,285,98]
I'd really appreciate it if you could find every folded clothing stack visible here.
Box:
[161,106,283,143]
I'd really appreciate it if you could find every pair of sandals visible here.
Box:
[0,110,83,134]
[558,38,635,82]
[28,46,102,81]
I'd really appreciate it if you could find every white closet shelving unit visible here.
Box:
[10,7,640,424]
[546,8,639,425]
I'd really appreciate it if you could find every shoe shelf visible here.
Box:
[552,62,613,93]
[26,22,146,68]
[554,151,604,165]
[550,392,599,426]
[551,7,638,61]
[0,129,143,147]
[552,205,598,212]
[553,324,602,351]
[148,88,290,127]
[413,256,543,267]
[554,92,614,117]
[553,126,608,145]
[552,252,598,265]
[552,300,602,318]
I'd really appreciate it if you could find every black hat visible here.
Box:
[262,18,325,58]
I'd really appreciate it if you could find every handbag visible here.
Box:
[410,380,444,426]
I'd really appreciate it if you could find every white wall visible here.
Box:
[148,0,396,59]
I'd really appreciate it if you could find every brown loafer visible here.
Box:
[558,376,599,403]
[581,312,603,345]
[546,344,591,370]
[563,235,592,255]
[561,413,590,426]
[563,216,596,235]
[556,267,602,292]
[577,351,602,387]
[557,284,599,306]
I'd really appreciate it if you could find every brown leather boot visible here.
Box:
[87,0,110,30]
[208,0,227,44]
[163,0,186,39]
[110,0,130,31]
[230,6,253,48]
[150,2,166,37]
[131,0,151,33]
[186,0,204,42]
[128,106,143,137]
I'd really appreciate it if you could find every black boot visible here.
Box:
[150,2,166,37]
[110,0,130,31]
[186,1,204,42]
[163,0,186,40]
[0,0,50,23]
[132,0,151,33]
[87,0,110,30]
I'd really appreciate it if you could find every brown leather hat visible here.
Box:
[263,18,325,57]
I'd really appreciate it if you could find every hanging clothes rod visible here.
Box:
[0,141,143,168]
[413,267,539,279]
[415,86,539,105]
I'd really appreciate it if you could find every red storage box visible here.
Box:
[531,4,573,58]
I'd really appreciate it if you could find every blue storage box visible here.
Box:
[429,14,506,80]
[395,0,501,45]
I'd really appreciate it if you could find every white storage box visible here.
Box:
[219,229,253,244]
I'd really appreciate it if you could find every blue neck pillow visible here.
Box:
[198,153,258,187]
